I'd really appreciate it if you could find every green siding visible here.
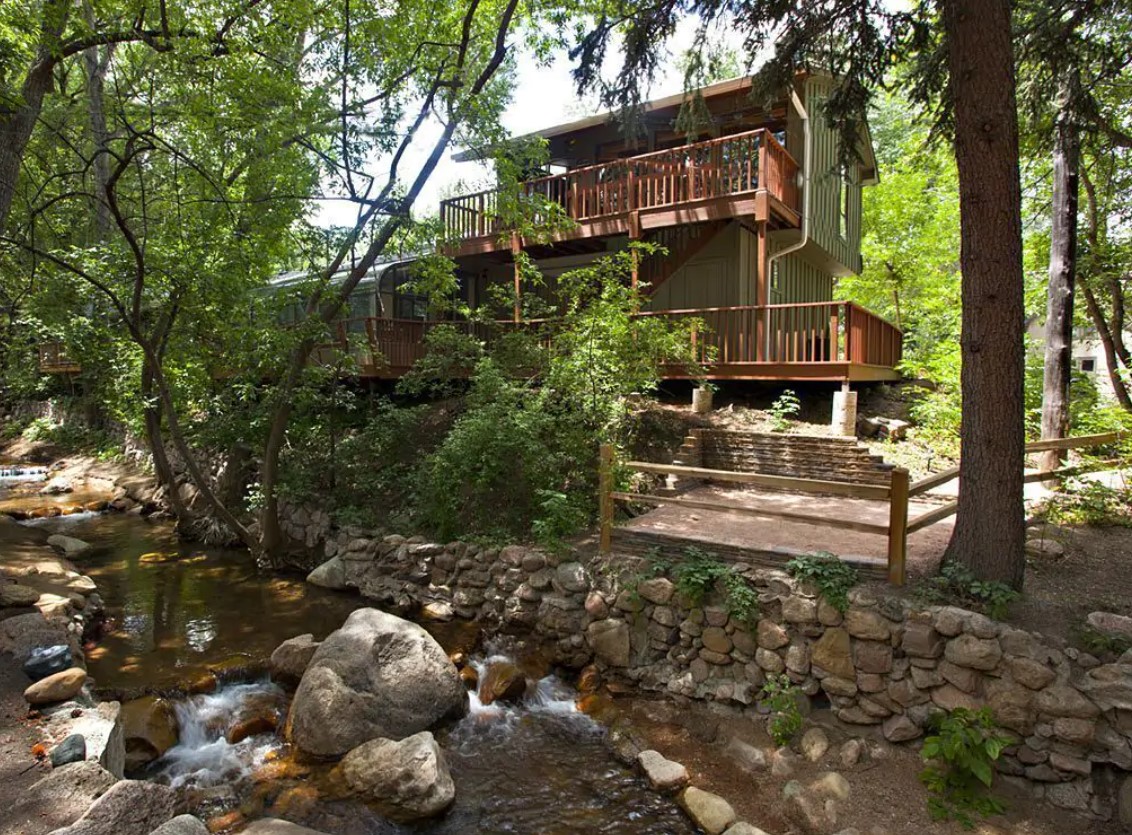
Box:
[769,247,834,304]
[802,76,863,275]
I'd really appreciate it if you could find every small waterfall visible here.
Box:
[152,680,286,790]
[0,465,48,483]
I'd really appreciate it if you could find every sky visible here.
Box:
[311,20,707,230]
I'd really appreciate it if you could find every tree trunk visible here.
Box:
[1039,85,1080,472]
[1081,283,1132,410]
[0,0,70,236]
[140,357,190,524]
[941,0,1027,587]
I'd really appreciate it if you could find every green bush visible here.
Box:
[768,389,801,432]
[760,673,805,747]
[649,547,759,629]
[919,707,1009,828]
[914,561,1020,620]
[1040,479,1132,527]
[786,552,859,614]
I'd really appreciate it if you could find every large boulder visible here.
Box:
[288,608,466,758]
[121,695,180,769]
[338,732,455,821]
[47,779,175,835]
[7,761,116,834]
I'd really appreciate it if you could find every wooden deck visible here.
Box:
[315,301,902,382]
[440,128,800,257]
[37,342,81,374]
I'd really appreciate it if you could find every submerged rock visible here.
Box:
[47,533,94,560]
[121,695,179,769]
[288,608,466,758]
[478,661,527,705]
[339,731,456,822]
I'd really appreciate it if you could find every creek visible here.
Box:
[9,482,694,834]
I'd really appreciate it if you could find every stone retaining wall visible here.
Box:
[321,532,1132,819]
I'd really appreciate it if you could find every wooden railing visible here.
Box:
[440,128,800,243]
[598,444,912,584]
[38,342,81,374]
[313,302,903,374]
[904,430,1130,534]
[635,302,902,368]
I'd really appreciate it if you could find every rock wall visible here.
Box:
[323,534,1132,819]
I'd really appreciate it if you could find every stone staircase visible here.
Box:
[663,428,894,492]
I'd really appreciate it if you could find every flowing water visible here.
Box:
[6,495,695,833]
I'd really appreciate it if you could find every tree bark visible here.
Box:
[941,0,1027,587]
[1081,283,1132,410]
[1039,83,1080,472]
[0,0,71,236]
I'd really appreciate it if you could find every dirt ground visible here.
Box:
[622,696,1115,835]
[620,483,955,579]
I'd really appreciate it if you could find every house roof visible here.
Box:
[454,73,878,182]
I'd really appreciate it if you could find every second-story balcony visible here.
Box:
[440,128,801,256]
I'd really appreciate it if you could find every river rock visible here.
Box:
[51,733,87,767]
[1087,611,1132,644]
[306,556,347,590]
[8,761,117,834]
[587,618,630,667]
[0,580,40,607]
[339,731,455,821]
[23,643,74,679]
[25,666,87,705]
[679,786,737,835]
[122,695,180,769]
[241,820,331,835]
[478,661,527,705]
[801,727,830,762]
[638,749,689,792]
[289,608,466,758]
[149,815,210,835]
[47,533,94,560]
[722,825,774,835]
[270,634,320,682]
[49,779,175,835]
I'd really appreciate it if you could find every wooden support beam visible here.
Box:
[624,460,892,500]
[611,491,890,535]
[906,499,959,534]
[887,467,910,586]
[511,231,522,323]
[1024,430,1124,452]
[908,465,961,497]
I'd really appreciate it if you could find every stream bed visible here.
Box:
[16,500,695,834]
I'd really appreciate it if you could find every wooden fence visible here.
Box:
[597,430,1128,586]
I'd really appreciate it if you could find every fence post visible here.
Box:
[599,443,614,555]
[887,467,910,585]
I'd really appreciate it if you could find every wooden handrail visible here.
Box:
[625,460,892,500]
[1024,430,1125,452]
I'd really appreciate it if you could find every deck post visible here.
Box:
[599,443,614,555]
[887,467,910,586]
[511,231,522,323]
[754,222,768,361]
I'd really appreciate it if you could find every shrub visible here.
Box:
[1040,479,1132,528]
[760,673,805,747]
[919,707,1009,828]
[648,547,759,628]
[768,389,801,432]
[914,560,1019,620]
[786,552,859,614]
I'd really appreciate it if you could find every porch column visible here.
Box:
[755,221,769,362]
[628,210,641,302]
[511,231,522,323]
[832,381,858,437]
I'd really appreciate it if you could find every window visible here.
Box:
[1080,357,1096,373]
